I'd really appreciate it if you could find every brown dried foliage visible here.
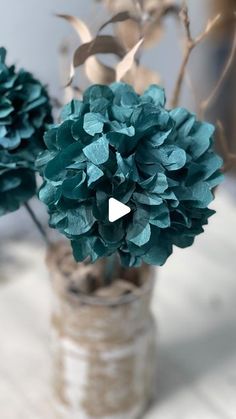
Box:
[58,0,236,172]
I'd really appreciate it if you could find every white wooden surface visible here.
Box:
[0,186,236,419]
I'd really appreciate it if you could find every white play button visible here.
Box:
[108,198,131,223]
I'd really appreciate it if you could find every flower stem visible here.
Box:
[104,253,117,286]
[24,202,50,246]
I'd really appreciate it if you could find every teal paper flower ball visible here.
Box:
[38,82,223,267]
[0,47,52,215]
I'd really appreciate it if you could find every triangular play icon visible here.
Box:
[108,198,131,223]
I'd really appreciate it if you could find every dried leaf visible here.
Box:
[124,65,161,93]
[115,20,141,49]
[73,35,126,68]
[98,11,138,33]
[104,0,136,13]
[104,1,180,49]
[116,38,143,82]
[86,59,116,84]
[57,14,92,43]
[134,66,161,93]
[58,15,121,85]
[114,15,162,50]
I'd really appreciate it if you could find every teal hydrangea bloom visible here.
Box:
[0,47,52,215]
[38,83,223,267]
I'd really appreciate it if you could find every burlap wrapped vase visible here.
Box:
[47,243,157,419]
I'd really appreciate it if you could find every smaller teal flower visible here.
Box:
[38,83,223,267]
[0,47,52,216]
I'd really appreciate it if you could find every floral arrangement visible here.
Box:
[0,0,235,273]
[0,47,52,216]
[1,4,234,418]
[38,82,223,267]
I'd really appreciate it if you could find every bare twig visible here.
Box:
[24,202,50,246]
[171,1,221,108]
[217,120,229,157]
[185,70,199,111]
[200,20,236,118]
[217,121,236,172]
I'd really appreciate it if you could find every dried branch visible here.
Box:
[170,2,221,108]
[24,203,50,246]
[216,120,229,157]
[185,70,199,111]
[217,121,236,172]
[200,20,236,118]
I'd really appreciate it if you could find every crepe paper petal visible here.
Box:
[44,127,59,151]
[114,180,136,204]
[0,47,6,62]
[143,240,172,265]
[0,168,36,216]
[39,181,61,207]
[64,206,95,236]
[18,124,35,140]
[72,236,108,263]
[83,112,106,136]
[57,120,75,148]
[44,143,85,182]
[150,212,170,228]
[93,190,109,220]
[0,126,7,138]
[189,122,215,159]
[151,173,169,194]
[84,84,114,103]
[116,152,139,182]
[155,145,186,171]
[109,120,135,136]
[60,99,84,120]
[0,131,21,150]
[0,174,21,193]
[206,172,224,189]
[71,118,87,141]
[133,192,163,206]
[170,107,190,128]
[37,82,223,267]
[87,162,104,187]
[111,104,133,123]
[62,172,87,200]
[0,98,14,118]
[178,181,214,208]
[127,222,151,247]
[142,84,166,107]
[0,47,52,216]
[178,115,196,137]
[149,129,172,147]
[90,98,110,115]
[99,221,125,244]
[83,136,109,165]
[119,249,142,268]
[187,153,223,185]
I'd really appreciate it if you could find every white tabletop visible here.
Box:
[0,185,235,419]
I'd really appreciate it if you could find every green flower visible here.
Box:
[38,83,223,267]
[0,47,52,216]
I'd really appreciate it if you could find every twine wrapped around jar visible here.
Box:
[47,243,157,419]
